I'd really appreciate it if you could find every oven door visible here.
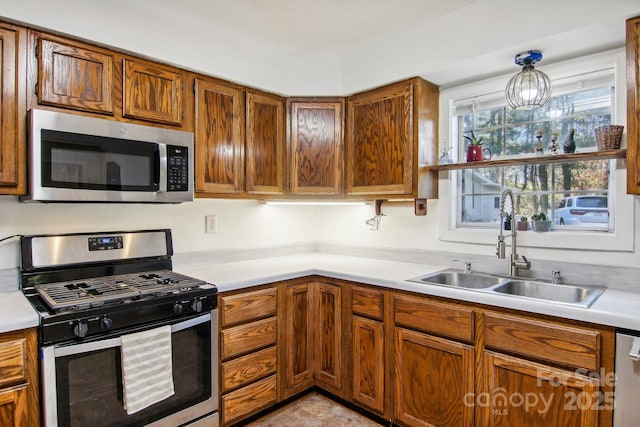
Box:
[41,312,218,427]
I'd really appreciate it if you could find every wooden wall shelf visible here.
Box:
[433,149,626,171]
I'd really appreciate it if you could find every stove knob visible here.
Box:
[73,321,89,338]
[191,300,203,313]
[173,302,184,315]
[100,317,113,331]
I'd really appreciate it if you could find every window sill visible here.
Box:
[433,149,626,171]
[439,225,633,252]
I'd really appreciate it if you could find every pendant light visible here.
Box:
[505,50,551,110]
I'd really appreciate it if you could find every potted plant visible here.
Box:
[516,216,529,231]
[464,130,491,162]
[503,213,512,230]
[531,212,552,232]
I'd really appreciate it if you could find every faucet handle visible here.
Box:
[452,259,471,273]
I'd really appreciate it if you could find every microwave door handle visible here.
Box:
[158,144,167,193]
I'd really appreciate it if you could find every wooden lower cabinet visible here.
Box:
[281,279,345,398]
[394,327,474,427]
[314,282,343,391]
[282,282,314,398]
[221,375,277,425]
[0,385,27,426]
[482,351,600,427]
[219,287,278,426]
[219,280,614,427]
[0,328,39,427]
[352,315,384,414]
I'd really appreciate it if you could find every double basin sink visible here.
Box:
[407,269,606,308]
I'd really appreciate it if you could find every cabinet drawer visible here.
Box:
[394,294,474,343]
[222,374,277,425]
[484,312,600,370]
[222,346,277,393]
[221,288,277,327]
[352,286,383,320]
[0,337,26,388]
[222,317,277,360]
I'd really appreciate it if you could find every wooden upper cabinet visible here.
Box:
[288,99,344,196]
[38,37,114,114]
[346,80,412,196]
[246,91,286,196]
[627,16,640,194]
[345,77,438,199]
[0,23,27,194]
[195,77,245,195]
[123,58,183,125]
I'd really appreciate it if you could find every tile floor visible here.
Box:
[244,392,383,426]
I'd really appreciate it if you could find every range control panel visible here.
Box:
[88,236,123,251]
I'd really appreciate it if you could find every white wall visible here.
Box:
[0,0,344,95]
[0,197,318,269]
[0,3,638,274]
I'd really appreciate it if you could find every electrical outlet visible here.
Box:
[205,215,217,233]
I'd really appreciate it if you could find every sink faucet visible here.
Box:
[497,189,531,276]
[452,259,472,273]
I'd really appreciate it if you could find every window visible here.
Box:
[453,74,614,231]
[437,49,633,252]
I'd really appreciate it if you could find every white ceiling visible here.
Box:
[181,0,479,52]
[2,0,640,94]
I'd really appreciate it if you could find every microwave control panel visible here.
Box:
[167,145,189,192]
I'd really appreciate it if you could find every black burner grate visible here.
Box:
[35,270,207,311]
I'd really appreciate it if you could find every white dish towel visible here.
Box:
[121,325,175,415]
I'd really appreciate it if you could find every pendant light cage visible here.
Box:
[505,50,551,110]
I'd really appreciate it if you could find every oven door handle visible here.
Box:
[51,313,211,357]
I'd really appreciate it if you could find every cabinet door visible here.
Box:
[38,37,114,114]
[0,24,26,193]
[627,16,640,194]
[394,327,474,427]
[288,100,343,196]
[482,351,599,427]
[282,283,314,397]
[352,316,384,414]
[123,59,183,125]
[195,78,245,194]
[0,385,27,427]
[246,91,285,195]
[346,81,414,196]
[314,282,342,390]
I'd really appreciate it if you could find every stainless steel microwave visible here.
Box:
[23,109,194,203]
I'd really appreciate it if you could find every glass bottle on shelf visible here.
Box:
[438,141,452,165]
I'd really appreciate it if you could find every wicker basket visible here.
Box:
[594,125,624,150]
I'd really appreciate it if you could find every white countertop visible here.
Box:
[2,252,639,334]
[0,291,39,334]
[175,253,640,331]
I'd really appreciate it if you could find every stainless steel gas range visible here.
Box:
[20,229,219,427]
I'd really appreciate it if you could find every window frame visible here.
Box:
[437,48,633,252]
